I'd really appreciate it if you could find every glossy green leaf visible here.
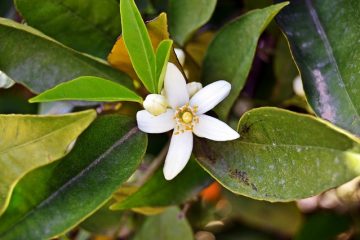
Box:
[202,3,288,120]
[0,18,132,93]
[29,76,142,103]
[194,107,360,201]
[111,159,211,210]
[0,115,147,239]
[155,40,173,93]
[133,207,194,240]
[15,0,121,59]
[168,0,217,46]
[120,0,156,93]
[0,110,96,215]
[276,0,360,136]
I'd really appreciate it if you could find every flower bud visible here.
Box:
[186,82,203,97]
[143,94,168,116]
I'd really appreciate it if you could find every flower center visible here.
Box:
[181,111,193,123]
[174,104,199,135]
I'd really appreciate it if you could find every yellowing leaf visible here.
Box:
[108,13,181,82]
[0,110,96,215]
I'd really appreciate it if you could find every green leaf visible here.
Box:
[111,159,211,210]
[14,0,121,59]
[272,35,299,102]
[0,18,132,94]
[133,207,194,240]
[80,201,124,236]
[224,191,302,235]
[194,107,360,201]
[29,76,143,103]
[295,212,351,240]
[0,110,96,215]
[0,115,147,239]
[276,0,360,136]
[120,0,156,93]
[155,40,173,93]
[202,3,289,120]
[168,0,217,46]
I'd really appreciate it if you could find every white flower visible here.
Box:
[186,82,203,97]
[136,63,240,180]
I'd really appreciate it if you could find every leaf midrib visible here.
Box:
[305,0,360,120]
[48,0,116,42]
[0,127,139,238]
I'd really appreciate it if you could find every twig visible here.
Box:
[137,141,170,186]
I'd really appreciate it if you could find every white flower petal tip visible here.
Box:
[190,80,231,115]
[193,115,240,141]
[174,48,186,66]
[143,94,168,116]
[163,131,193,180]
[136,109,175,134]
[164,63,189,109]
[186,82,203,98]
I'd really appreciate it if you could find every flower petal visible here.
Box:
[193,114,240,141]
[190,80,231,114]
[164,63,189,109]
[136,109,175,133]
[163,131,193,180]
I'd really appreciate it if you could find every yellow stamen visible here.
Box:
[182,111,193,123]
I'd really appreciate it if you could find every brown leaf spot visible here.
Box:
[229,169,249,186]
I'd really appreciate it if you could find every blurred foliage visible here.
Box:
[1,0,360,239]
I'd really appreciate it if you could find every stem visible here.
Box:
[137,141,170,186]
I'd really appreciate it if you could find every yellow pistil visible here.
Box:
[181,111,193,123]
[173,104,198,135]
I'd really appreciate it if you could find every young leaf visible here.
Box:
[202,3,289,120]
[194,107,360,201]
[29,76,143,103]
[108,13,183,82]
[168,0,217,46]
[0,18,132,93]
[276,0,360,136]
[110,159,211,210]
[0,110,96,215]
[15,0,121,59]
[120,0,156,93]
[0,115,147,239]
[155,40,173,93]
[133,207,194,240]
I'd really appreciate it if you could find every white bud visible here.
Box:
[186,82,203,97]
[174,48,186,66]
[143,94,168,116]
[293,75,305,97]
